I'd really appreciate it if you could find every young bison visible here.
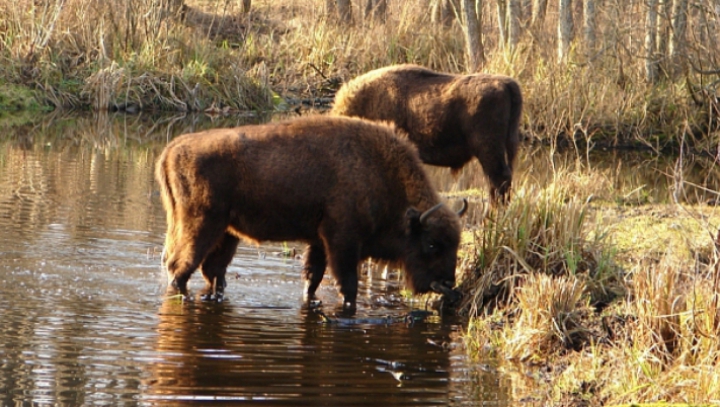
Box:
[155,116,467,309]
[331,64,522,204]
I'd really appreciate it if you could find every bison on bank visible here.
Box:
[331,64,522,204]
[155,116,467,309]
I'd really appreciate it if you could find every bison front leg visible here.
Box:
[302,243,327,302]
[199,233,240,301]
[326,243,360,312]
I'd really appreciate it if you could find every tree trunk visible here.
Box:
[558,0,574,61]
[497,0,508,47]
[241,0,251,13]
[338,0,353,23]
[645,0,660,82]
[668,0,689,64]
[531,0,548,28]
[656,0,671,56]
[463,0,485,71]
[507,0,521,50]
[520,0,532,24]
[364,0,387,21]
[435,0,460,26]
[583,0,596,53]
[326,0,337,17]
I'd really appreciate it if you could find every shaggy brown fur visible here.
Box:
[155,116,466,308]
[331,64,523,204]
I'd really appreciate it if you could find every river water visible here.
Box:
[0,112,512,406]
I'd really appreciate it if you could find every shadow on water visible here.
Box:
[0,111,511,406]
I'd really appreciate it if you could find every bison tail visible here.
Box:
[155,148,176,271]
[505,80,523,174]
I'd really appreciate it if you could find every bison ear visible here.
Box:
[405,207,423,236]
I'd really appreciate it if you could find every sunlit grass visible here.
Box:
[0,0,717,149]
[459,151,720,405]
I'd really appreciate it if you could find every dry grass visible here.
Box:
[460,150,720,406]
[1,0,718,148]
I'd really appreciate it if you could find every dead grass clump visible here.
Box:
[458,167,621,316]
[594,254,720,405]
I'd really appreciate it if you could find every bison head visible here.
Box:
[403,200,467,296]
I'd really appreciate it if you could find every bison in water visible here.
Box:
[155,116,467,309]
[331,64,522,204]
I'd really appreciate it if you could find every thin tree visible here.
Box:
[645,0,660,82]
[668,0,689,76]
[558,0,574,61]
[241,0,251,13]
[497,0,508,46]
[337,0,354,23]
[364,0,387,21]
[507,0,521,51]
[583,0,597,53]
[463,0,485,71]
[531,0,549,28]
[326,0,337,17]
[432,0,461,26]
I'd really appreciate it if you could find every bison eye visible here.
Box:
[425,241,441,254]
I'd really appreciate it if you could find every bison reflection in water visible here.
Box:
[331,64,523,204]
[155,116,467,310]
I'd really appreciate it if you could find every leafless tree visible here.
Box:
[531,0,549,27]
[583,0,597,52]
[337,0,354,23]
[497,0,507,45]
[463,0,485,71]
[668,0,689,76]
[646,0,660,82]
[558,0,574,60]
[364,0,387,21]
[241,0,251,13]
[432,0,461,25]
[507,0,521,50]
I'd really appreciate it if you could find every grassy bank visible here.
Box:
[456,149,720,406]
[1,0,718,149]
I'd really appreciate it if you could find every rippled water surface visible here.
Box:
[0,113,512,406]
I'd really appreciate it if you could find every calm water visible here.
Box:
[0,113,511,406]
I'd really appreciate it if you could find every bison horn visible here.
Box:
[419,203,444,225]
[457,198,468,217]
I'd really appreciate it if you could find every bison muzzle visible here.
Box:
[155,116,467,310]
[331,64,523,204]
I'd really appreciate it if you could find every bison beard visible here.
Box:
[331,64,523,204]
[155,116,466,310]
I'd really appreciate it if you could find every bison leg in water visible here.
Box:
[165,211,229,294]
[326,243,361,309]
[302,243,327,301]
[198,233,240,298]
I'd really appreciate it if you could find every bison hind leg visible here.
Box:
[199,233,240,301]
[476,147,513,205]
[302,243,327,303]
[165,216,230,295]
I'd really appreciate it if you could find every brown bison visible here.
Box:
[155,116,467,309]
[331,64,522,204]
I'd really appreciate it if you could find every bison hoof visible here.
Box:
[200,291,224,303]
[306,299,323,309]
[170,277,190,294]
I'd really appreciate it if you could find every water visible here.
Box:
[0,112,511,406]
